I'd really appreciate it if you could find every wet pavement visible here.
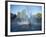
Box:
[11,18,42,32]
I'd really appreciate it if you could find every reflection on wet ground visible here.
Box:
[11,16,42,32]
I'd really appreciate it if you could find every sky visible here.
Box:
[10,5,42,16]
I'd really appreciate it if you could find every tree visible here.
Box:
[17,9,29,22]
[36,13,42,23]
[36,13,42,17]
[21,9,28,21]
